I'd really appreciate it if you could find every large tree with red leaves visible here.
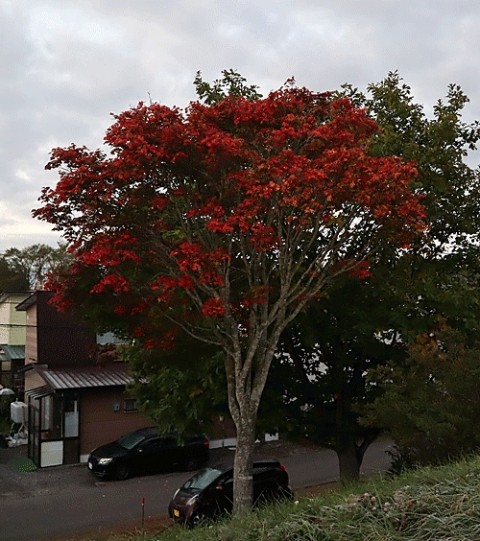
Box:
[34,74,424,512]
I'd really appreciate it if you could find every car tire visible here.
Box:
[183,457,200,471]
[114,464,129,480]
[189,511,209,528]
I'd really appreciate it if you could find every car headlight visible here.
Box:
[98,457,114,465]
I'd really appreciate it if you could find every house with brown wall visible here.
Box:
[17,291,151,467]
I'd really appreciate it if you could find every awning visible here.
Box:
[25,385,53,400]
[34,364,133,391]
[0,345,25,361]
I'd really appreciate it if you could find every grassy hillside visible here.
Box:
[103,454,480,541]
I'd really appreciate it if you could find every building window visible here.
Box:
[124,398,138,413]
[63,395,79,438]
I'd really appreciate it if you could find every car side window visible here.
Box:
[159,437,177,448]
[216,475,233,499]
[214,472,232,489]
[140,438,162,451]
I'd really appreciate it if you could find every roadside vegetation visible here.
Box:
[114,453,480,541]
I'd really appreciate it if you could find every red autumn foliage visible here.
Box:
[201,298,226,318]
[35,83,425,343]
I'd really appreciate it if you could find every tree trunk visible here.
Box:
[335,391,363,483]
[232,410,257,514]
[223,316,285,514]
[337,441,363,483]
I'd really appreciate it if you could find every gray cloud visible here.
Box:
[1,0,479,251]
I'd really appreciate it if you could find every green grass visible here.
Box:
[9,456,38,472]
[98,454,480,541]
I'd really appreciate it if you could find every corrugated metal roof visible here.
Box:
[25,385,53,399]
[35,364,133,390]
[0,345,25,361]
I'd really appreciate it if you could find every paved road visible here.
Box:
[0,440,392,541]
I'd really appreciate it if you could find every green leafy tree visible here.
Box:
[124,333,227,435]
[261,73,480,482]
[0,243,70,291]
[260,272,403,482]
[362,326,480,468]
[0,257,29,292]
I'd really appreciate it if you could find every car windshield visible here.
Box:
[117,431,148,450]
[181,468,223,491]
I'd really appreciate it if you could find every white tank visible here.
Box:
[10,401,27,423]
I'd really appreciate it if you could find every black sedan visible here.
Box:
[87,427,209,480]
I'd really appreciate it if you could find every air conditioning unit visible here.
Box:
[10,401,27,424]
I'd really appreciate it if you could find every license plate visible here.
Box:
[88,462,92,470]
[173,509,180,518]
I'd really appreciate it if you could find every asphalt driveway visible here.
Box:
[0,438,330,499]
[0,444,92,499]
[0,439,393,541]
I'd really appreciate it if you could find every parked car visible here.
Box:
[87,427,209,480]
[168,459,293,527]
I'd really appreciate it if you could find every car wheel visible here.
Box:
[183,457,200,471]
[189,511,209,528]
[114,464,129,480]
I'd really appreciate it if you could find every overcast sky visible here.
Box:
[1,0,479,252]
